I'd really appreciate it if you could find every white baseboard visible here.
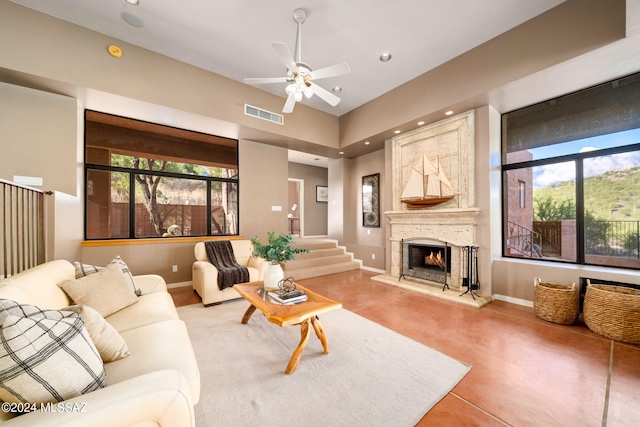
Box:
[167,281,192,289]
[492,294,533,308]
[361,266,386,274]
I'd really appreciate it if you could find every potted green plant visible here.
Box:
[251,230,308,291]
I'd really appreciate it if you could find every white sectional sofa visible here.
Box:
[0,259,200,426]
[192,240,268,306]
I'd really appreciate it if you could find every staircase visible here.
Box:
[284,238,362,280]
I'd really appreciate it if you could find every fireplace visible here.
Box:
[386,111,480,293]
[401,240,452,289]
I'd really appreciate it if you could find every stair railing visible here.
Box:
[506,221,542,258]
[1,179,48,279]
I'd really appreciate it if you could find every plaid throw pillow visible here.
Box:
[0,300,107,406]
[74,255,141,296]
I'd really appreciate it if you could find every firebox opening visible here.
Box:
[408,244,452,273]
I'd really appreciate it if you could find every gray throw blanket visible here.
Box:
[204,240,250,290]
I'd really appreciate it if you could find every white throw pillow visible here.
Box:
[59,263,139,317]
[74,256,141,296]
[0,306,106,407]
[63,305,130,362]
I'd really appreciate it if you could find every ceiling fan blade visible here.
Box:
[283,92,297,113]
[272,42,299,73]
[309,82,341,107]
[244,77,289,85]
[308,62,350,80]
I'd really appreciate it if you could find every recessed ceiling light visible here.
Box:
[394,130,401,134]
[332,86,342,93]
[108,45,123,58]
[339,151,344,155]
[298,154,304,158]
[125,0,139,5]
[121,11,144,27]
[364,141,370,145]
[417,121,425,126]
[379,52,392,62]
[445,110,454,116]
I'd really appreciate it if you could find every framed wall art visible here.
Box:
[316,185,328,202]
[362,173,380,227]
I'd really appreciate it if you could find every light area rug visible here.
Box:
[178,300,470,427]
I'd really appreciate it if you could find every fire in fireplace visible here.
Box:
[409,244,451,272]
[425,250,446,269]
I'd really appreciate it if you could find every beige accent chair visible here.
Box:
[192,240,268,306]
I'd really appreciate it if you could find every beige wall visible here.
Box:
[81,240,199,284]
[288,163,328,237]
[342,150,386,270]
[0,82,77,196]
[474,105,501,296]
[0,82,83,263]
[327,157,354,245]
[238,140,290,241]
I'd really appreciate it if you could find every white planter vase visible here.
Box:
[264,263,284,291]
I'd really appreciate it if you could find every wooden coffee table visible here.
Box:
[233,281,342,374]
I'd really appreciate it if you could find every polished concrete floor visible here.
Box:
[169,270,640,427]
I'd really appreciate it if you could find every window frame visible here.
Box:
[502,142,640,268]
[83,111,240,240]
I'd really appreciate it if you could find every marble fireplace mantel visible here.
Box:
[386,208,481,248]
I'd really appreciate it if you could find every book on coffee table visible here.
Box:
[268,289,308,304]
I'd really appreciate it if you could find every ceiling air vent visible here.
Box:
[244,104,284,125]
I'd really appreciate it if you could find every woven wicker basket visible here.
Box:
[583,281,640,345]
[533,278,579,325]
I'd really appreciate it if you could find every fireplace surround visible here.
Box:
[386,111,481,294]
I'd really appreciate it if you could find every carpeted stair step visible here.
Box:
[294,247,345,259]
[284,253,354,270]
[284,261,362,281]
[279,238,362,280]
[292,240,337,251]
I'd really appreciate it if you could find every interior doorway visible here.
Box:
[288,179,304,236]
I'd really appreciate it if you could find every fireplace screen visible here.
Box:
[400,239,451,290]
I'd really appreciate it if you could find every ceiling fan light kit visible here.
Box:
[244,8,350,113]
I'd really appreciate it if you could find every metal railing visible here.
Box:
[506,221,542,258]
[1,179,47,279]
[586,220,640,258]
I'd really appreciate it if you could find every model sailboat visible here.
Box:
[401,154,459,208]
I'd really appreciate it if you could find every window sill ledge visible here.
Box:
[82,236,244,247]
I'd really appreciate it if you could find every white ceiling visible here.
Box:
[288,149,328,168]
[10,0,565,117]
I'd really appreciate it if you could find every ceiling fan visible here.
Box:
[244,8,350,113]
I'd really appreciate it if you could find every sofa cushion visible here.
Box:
[74,256,141,296]
[105,292,179,334]
[0,260,75,309]
[63,305,130,362]
[59,264,138,317]
[0,304,106,406]
[106,320,200,404]
[134,274,168,294]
